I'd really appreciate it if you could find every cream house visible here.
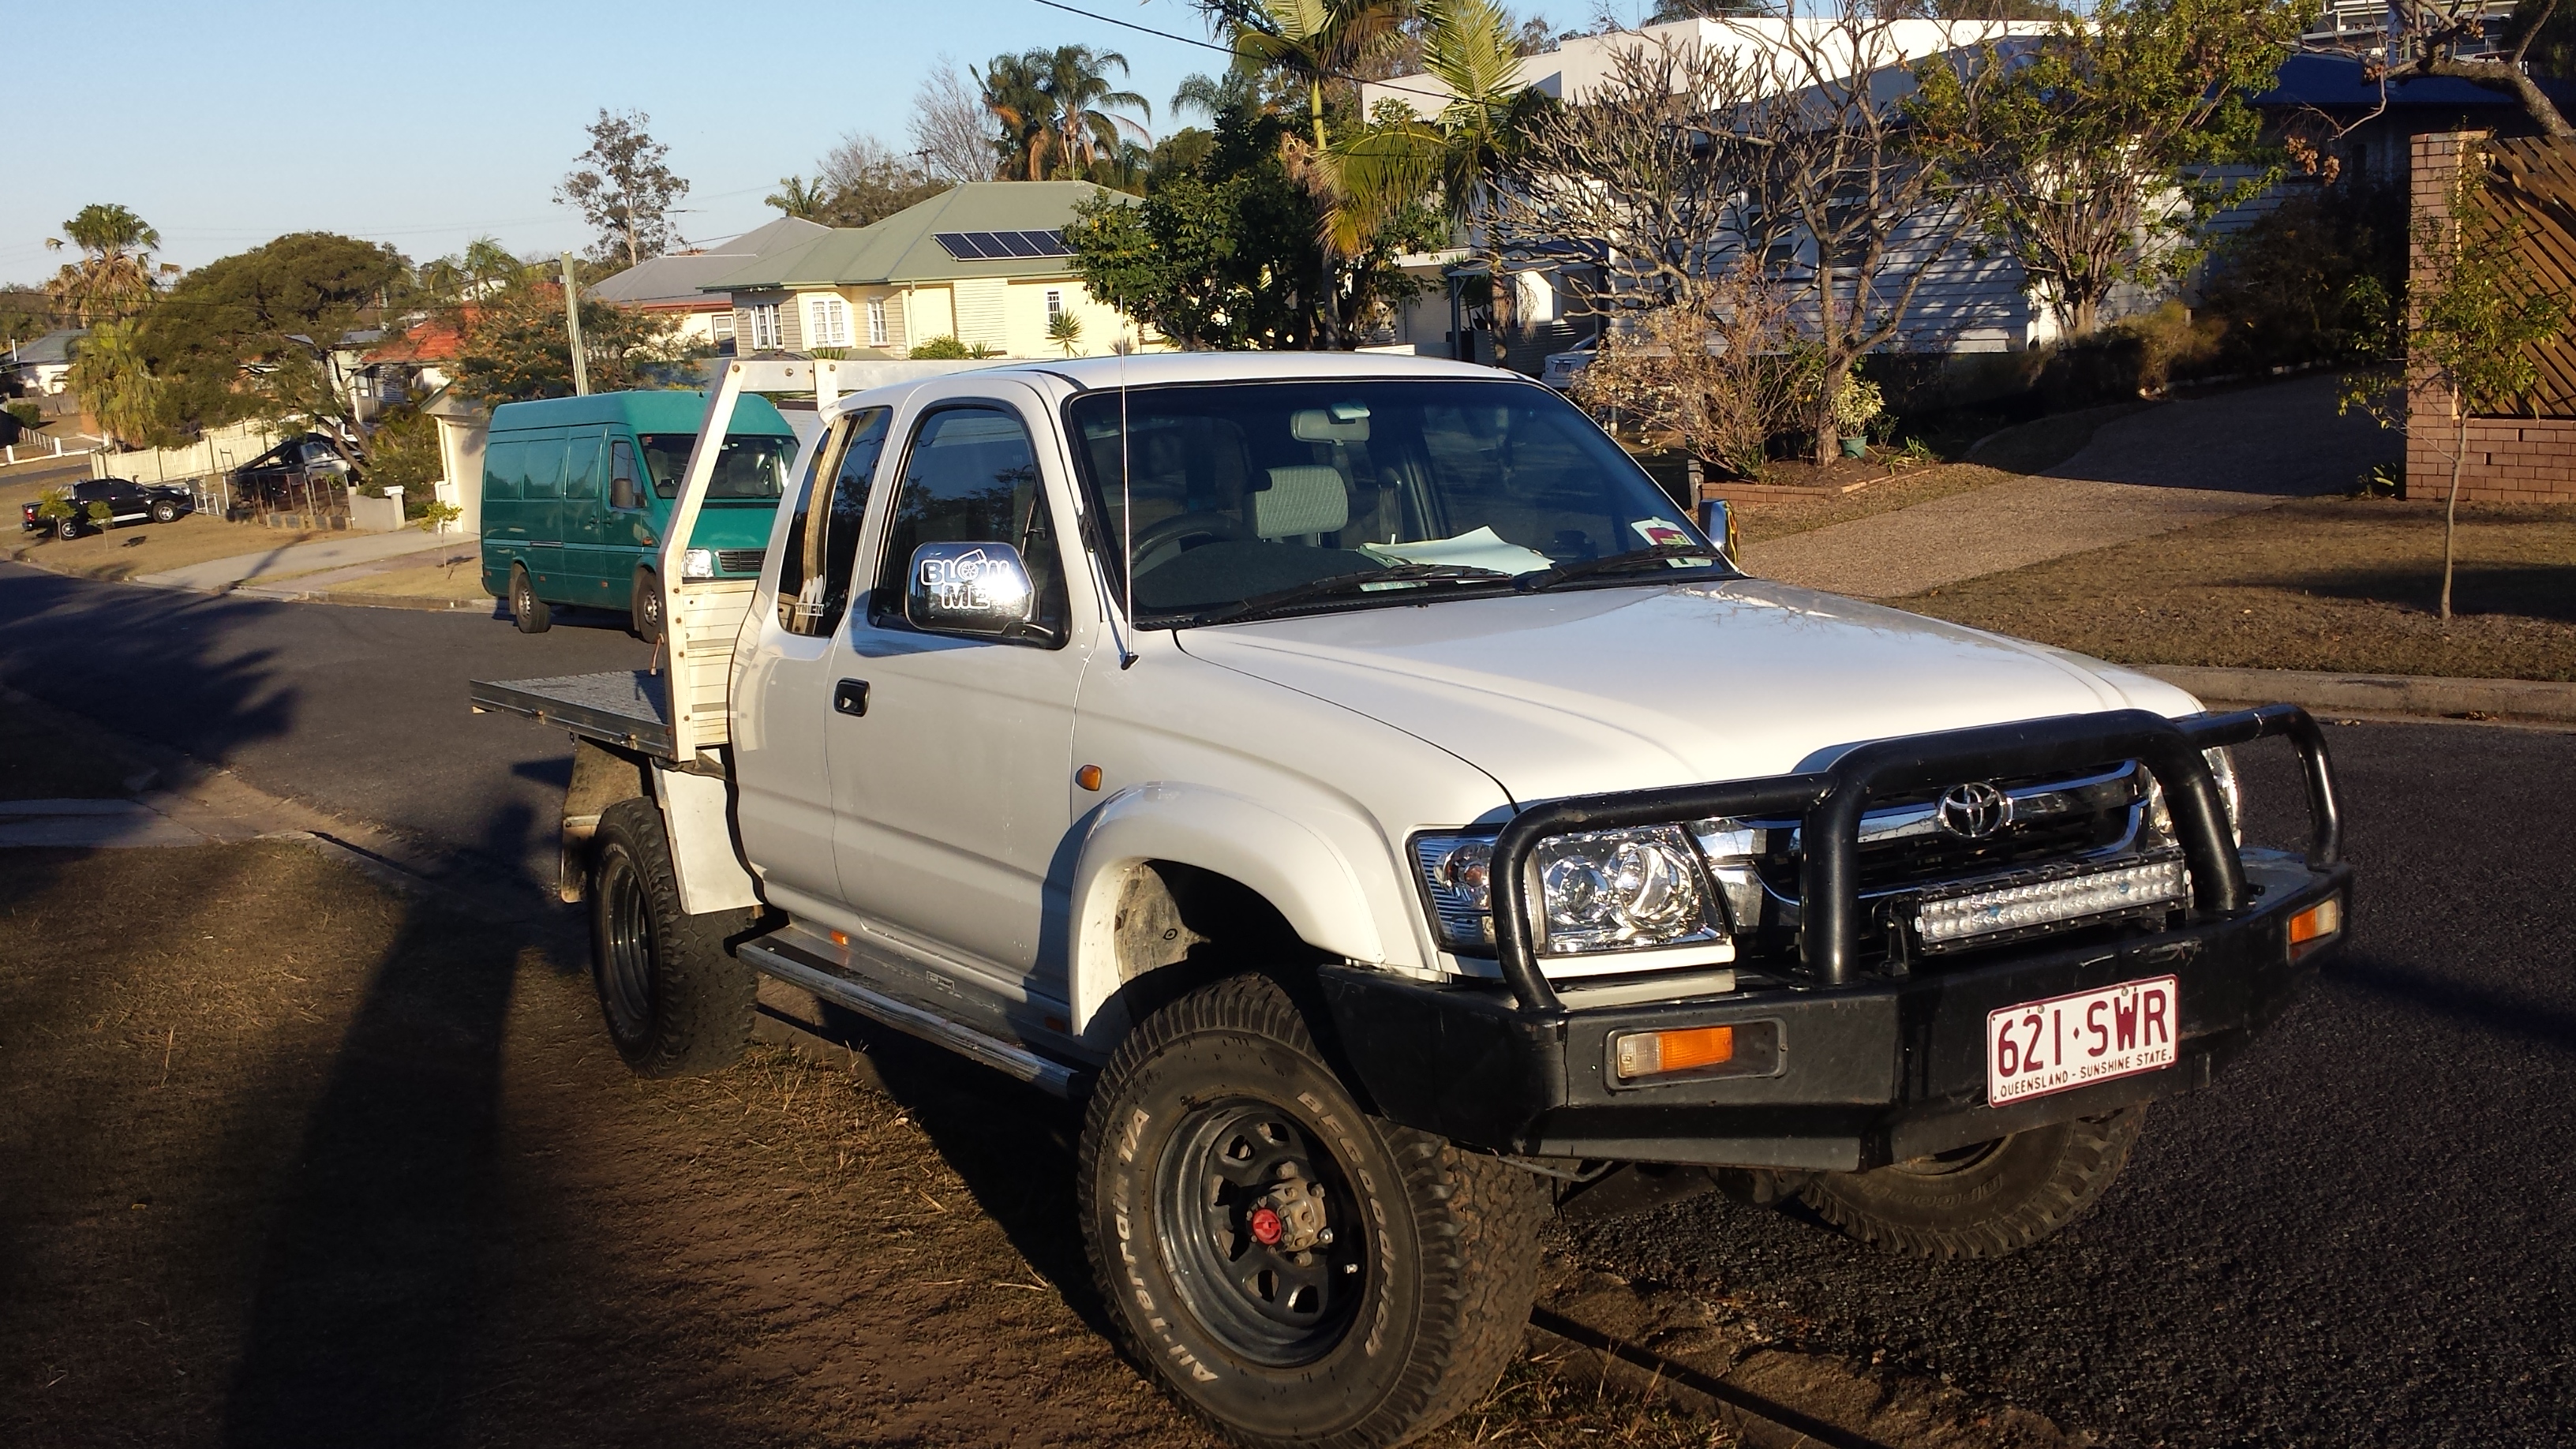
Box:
[706,182,1151,360]
[589,216,830,353]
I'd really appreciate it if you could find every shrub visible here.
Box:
[2197,182,2406,373]
[34,488,73,521]
[1574,267,1808,480]
[906,335,1002,360]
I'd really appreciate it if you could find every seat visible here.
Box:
[1252,465,1350,540]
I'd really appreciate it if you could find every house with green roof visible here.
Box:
[703,182,1153,361]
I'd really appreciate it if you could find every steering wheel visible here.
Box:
[1126,510,1252,575]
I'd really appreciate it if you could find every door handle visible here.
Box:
[833,679,870,717]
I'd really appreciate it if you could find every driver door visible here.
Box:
[824,378,1095,1005]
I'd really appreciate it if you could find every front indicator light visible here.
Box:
[682,547,717,580]
[2290,897,2342,955]
[1616,1025,1734,1080]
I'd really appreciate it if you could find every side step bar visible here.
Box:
[736,935,1083,1099]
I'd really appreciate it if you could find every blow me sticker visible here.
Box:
[1986,975,2178,1106]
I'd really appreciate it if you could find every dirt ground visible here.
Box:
[4,510,332,582]
[0,839,1739,1448]
[1900,496,2576,681]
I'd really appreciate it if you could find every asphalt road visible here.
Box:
[1565,721,2576,1447]
[6,561,2570,1446]
[0,561,649,882]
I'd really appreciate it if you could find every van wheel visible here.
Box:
[631,568,664,642]
[509,565,552,634]
[587,798,757,1077]
[1078,973,1549,1447]
[1800,1106,2145,1260]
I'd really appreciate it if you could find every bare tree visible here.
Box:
[556,110,691,269]
[911,57,1002,182]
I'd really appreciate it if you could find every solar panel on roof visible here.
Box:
[933,232,990,260]
[1020,230,1074,256]
[932,229,1073,262]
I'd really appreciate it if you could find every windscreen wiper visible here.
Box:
[1189,564,1516,626]
[1514,543,1733,593]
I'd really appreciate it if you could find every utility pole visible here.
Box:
[560,252,590,395]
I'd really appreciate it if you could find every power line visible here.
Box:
[1023,0,1462,103]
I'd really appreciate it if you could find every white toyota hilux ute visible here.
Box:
[474,352,2353,1448]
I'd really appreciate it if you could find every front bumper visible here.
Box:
[1322,704,2352,1173]
[1324,852,2345,1171]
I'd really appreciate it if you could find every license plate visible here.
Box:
[1986,975,2177,1106]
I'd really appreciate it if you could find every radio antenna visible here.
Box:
[1117,342,1137,668]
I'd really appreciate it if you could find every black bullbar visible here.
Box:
[1316,704,2350,1174]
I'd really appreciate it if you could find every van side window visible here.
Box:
[564,431,601,500]
[868,405,1069,647]
[608,440,639,510]
[777,407,889,637]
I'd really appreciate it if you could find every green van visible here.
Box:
[480,390,799,637]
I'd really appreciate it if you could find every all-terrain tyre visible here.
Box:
[1800,1105,2146,1260]
[149,499,181,523]
[1077,973,1550,1449]
[631,567,665,642]
[509,565,552,634]
[587,797,757,1077]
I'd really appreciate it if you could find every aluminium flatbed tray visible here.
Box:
[470,670,677,758]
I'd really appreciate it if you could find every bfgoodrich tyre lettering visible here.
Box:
[1077,973,1548,1448]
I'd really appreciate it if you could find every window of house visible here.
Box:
[867,298,889,348]
[710,312,736,343]
[808,296,851,349]
[744,304,781,351]
[1045,290,1065,321]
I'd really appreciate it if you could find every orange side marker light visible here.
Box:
[2290,898,2342,955]
[1616,1025,1735,1080]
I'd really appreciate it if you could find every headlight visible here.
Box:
[1413,826,1726,957]
[681,547,717,580]
[2144,748,2243,848]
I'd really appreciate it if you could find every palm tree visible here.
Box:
[44,204,174,324]
[979,51,1059,181]
[1324,0,1538,301]
[1227,0,1413,155]
[1038,45,1151,179]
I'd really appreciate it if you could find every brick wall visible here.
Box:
[2406,131,2576,504]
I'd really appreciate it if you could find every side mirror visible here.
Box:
[610,473,638,510]
[1696,497,1739,566]
[904,541,1035,637]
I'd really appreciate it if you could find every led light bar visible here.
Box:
[1915,858,2188,949]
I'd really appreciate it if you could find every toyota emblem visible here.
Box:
[1937,781,2013,839]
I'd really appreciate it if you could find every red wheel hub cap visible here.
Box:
[1249,1206,1285,1245]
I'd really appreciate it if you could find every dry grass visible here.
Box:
[321,551,489,601]
[1900,496,2576,681]
[5,511,331,581]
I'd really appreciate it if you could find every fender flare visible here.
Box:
[1067,782,1389,1041]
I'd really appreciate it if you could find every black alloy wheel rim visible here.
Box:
[597,851,655,1041]
[1154,1099,1367,1367]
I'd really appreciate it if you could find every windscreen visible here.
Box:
[1068,379,1705,623]
[638,433,796,501]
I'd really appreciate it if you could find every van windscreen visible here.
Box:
[638,433,795,501]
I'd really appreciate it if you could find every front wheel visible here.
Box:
[1800,1105,2145,1260]
[586,798,757,1076]
[1078,974,1549,1448]
[631,567,664,642]
[149,500,181,523]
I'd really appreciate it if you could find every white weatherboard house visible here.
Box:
[703,182,1151,360]
[588,217,832,352]
[1365,17,2070,358]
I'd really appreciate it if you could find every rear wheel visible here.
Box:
[586,798,757,1076]
[54,516,80,541]
[631,567,664,642]
[509,564,552,634]
[1078,973,1548,1448]
[1800,1106,2145,1259]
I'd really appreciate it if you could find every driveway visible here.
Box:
[1743,375,2402,598]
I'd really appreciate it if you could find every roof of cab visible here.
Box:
[821,350,1520,423]
[488,389,796,435]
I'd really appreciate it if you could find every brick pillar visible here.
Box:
[2406,130,2490,492]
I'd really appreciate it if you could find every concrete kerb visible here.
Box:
[2144,665,2576,727]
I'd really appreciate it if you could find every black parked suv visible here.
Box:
[21,477,194,539]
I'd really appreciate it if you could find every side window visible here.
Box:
[608,439,640,510]
[482,440,525,501]
[777,407,890,637]
[563,430,601,501]
[871,406,1069,645]
[523,433,565,500]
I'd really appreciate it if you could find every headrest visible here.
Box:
[1253,466,1350,539]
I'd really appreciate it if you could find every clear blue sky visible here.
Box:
[6,0,1624,282]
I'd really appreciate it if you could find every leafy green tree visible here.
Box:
[1223,0,1413,155]
[137,232,407,438]
[979,47,1152,182]
[556,110,691,268]
[769,133,952,227]
[62,317,168,447]
[1910,0,2310,337]
[44,204,174,325]
[451,279,680,402]
[2346,157,2567,619]
[357,404,444,499]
